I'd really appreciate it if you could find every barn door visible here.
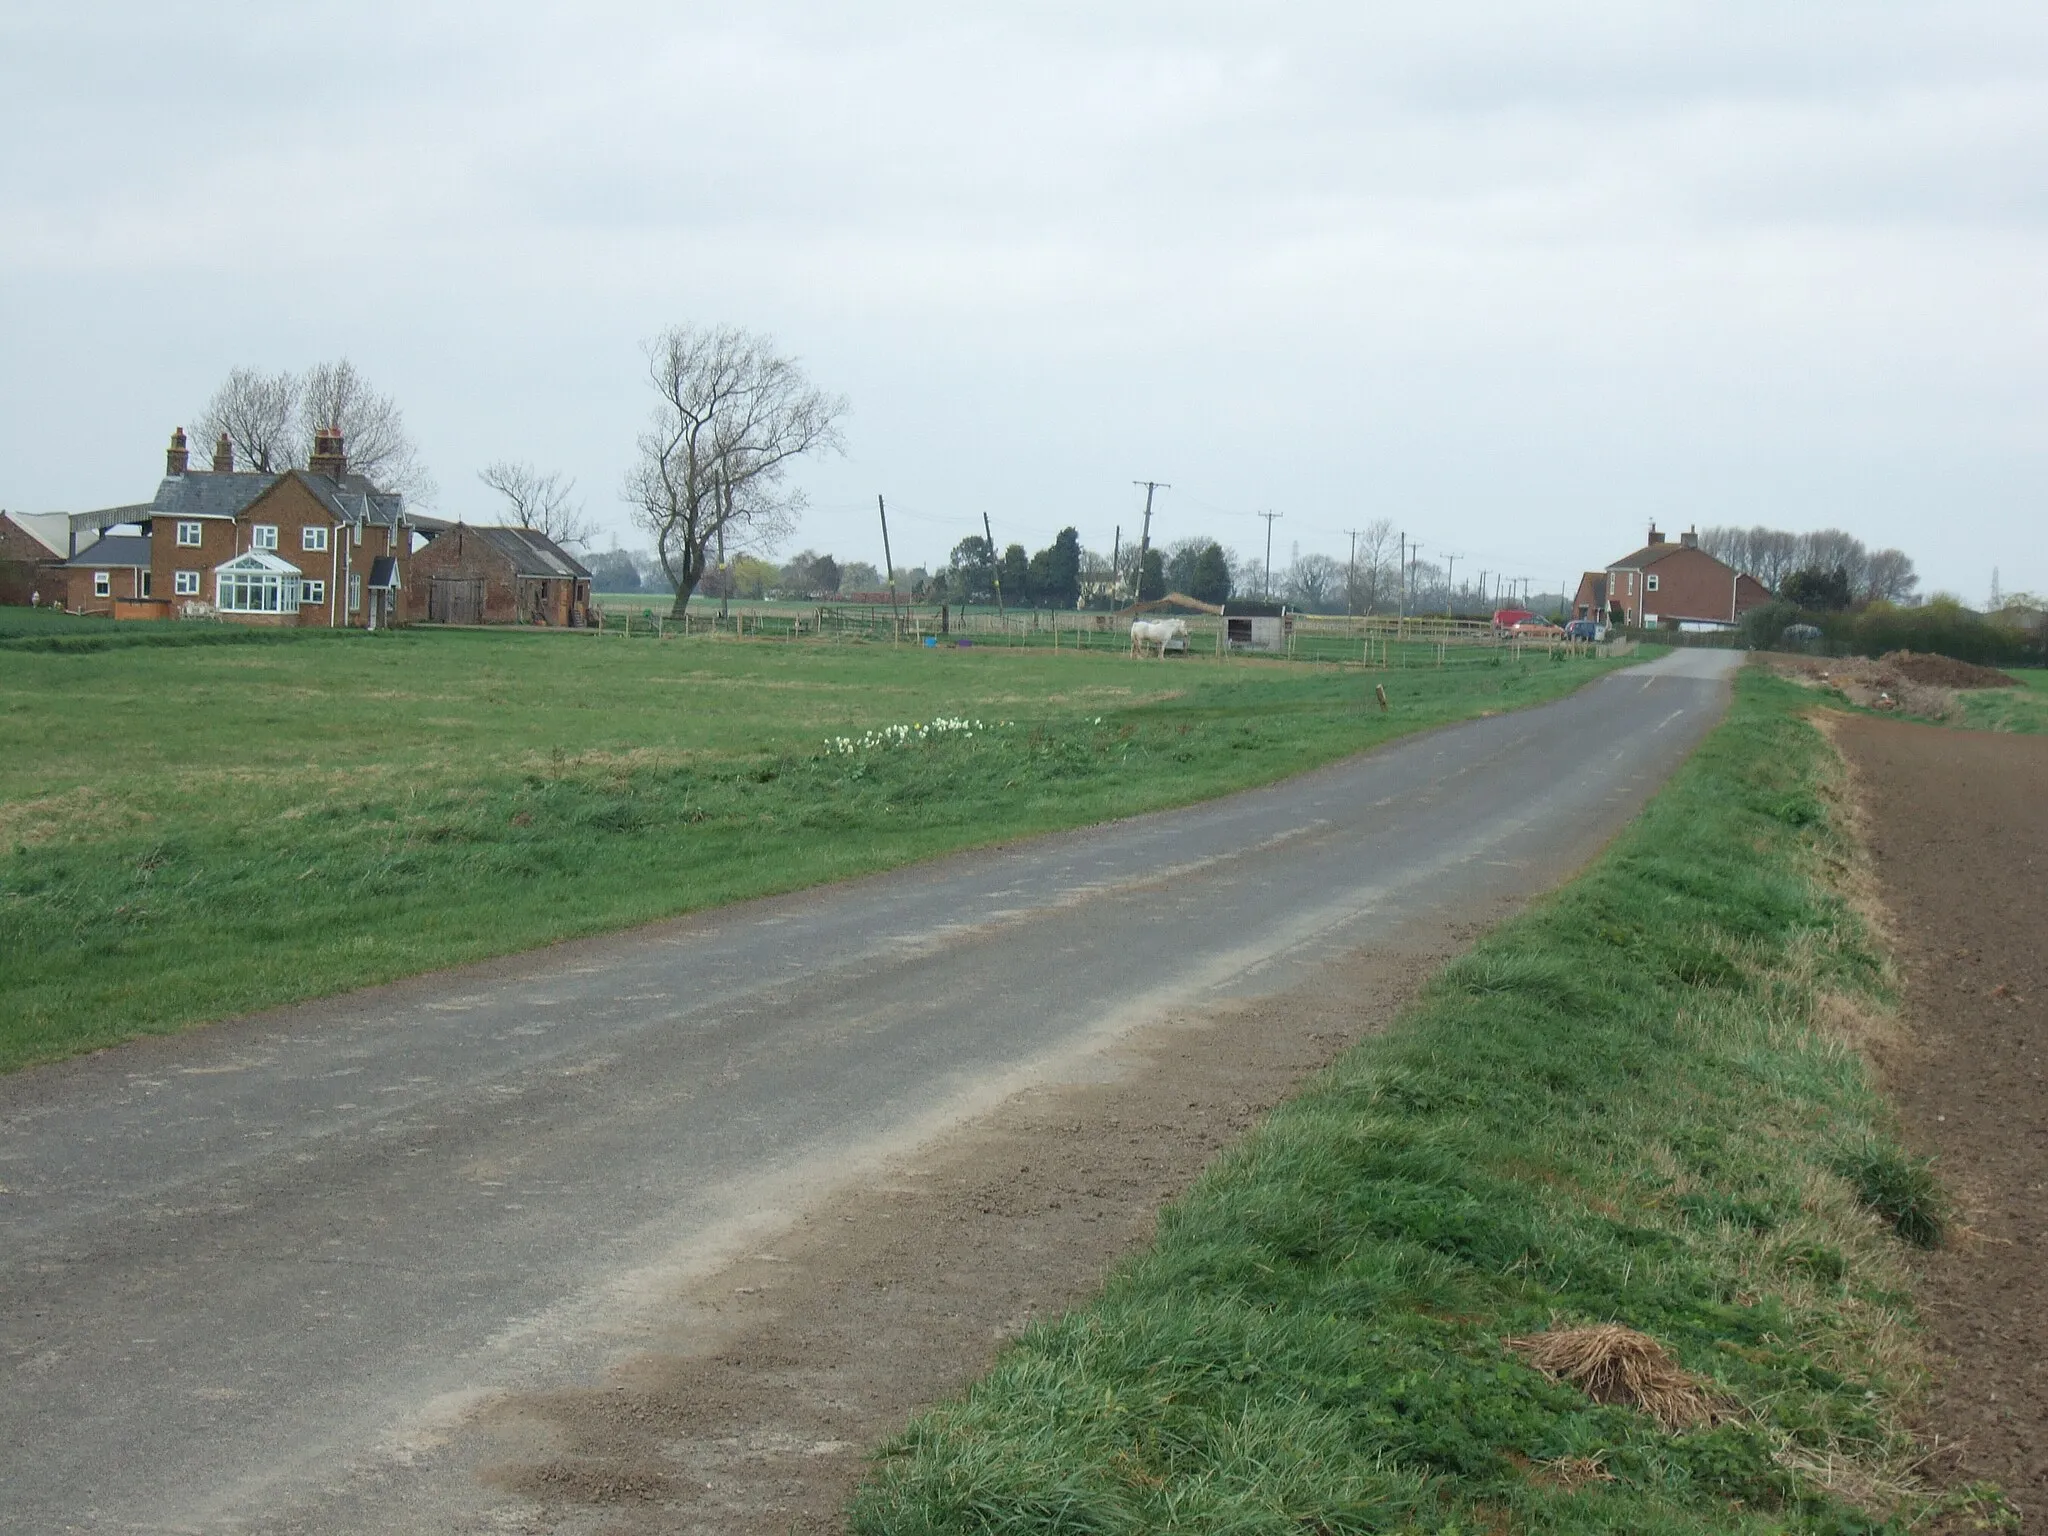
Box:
[430,577,483,624]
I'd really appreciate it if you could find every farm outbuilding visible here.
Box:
[1222,599,1291,653]
[407,524,593,627]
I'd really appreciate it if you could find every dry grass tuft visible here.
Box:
[1530,1454,1617,1491]
[1504,1324,1724,1431]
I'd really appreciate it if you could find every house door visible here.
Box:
[430,577,484,624]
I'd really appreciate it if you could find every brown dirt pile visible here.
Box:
[1763,654,1992,722]
[1876,651,2020,690]
[1832,716,2048,1524]
[1505,1324,1722,1431]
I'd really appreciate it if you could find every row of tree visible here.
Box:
[1697,525,1917,604]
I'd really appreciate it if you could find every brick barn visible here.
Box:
[0,512,66,607]
[1575,526,1772,630]
[406,523,593,626]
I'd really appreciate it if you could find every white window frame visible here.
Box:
[141,569,152,597]
[349,572,363,612]
[93,572,110,598]
[251,524,279,551]
[174,569,200,595]
[1646,573,1660,592]
[302,578,327,605]
[302,525,330,552]
[176,520,203,547]
[215,569,302,614]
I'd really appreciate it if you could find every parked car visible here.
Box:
[1563,619,1607,641]
[1508,618,1565,639]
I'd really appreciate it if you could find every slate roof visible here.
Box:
[448,524,592,580]
[62,534,153,568]
[1606,541,1692,570]
[70,468,410,532]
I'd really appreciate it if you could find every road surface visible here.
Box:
[0,647,1740,1532]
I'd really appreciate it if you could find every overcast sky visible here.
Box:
[3,2,2042,600]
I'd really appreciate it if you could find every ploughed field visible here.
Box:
[0,627,1635,1070]
[1833,714,2048,1517]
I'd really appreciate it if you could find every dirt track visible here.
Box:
[1833,716,2048,1523]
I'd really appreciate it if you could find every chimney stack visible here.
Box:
[1680,527,1698,549]
[212,432,235,473]
[166,426,190,477]
[1646,524,1664,545]
[308,424,347,480]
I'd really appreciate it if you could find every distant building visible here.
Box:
[1575,527,1772,630]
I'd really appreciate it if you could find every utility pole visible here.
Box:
[1398,532,1406,619]
[1109,525,1120,605]
[1130,481,1168,603]
[717,516,728,622]
[982,511,1003,618]
[877,494,901,633]
[1443,553,1460,616]
[1343,528,1364,617]
[1477,570,1488,614]
[1258,510,1283,599]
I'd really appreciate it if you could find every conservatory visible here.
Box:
[214,550,304,615]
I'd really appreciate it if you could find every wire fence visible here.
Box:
[587,599,1610,668]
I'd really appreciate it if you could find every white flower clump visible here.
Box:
[824,717,998,755]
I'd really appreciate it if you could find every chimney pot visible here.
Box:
[166,426,190,477]
[308,424,348,481]
[212,432,235,474]
[1647,524,1664,545]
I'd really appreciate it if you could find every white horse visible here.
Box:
[1129,618,1188,658]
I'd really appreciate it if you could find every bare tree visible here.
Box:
[301,359,437,504]
[1285,552,1346,612]
[1861,547,1920,603]
[478,461,595,547]
[624,325,847,617]
[197,367,300,473]
[194,358,436,503]
[1345,517,1398,614]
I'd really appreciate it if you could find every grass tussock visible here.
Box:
[849,668,1978,1534]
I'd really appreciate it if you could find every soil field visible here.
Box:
[1833,715,2048,1522]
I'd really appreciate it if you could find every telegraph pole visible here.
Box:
[1257,510,1283,599]
[982,511,1003,618]
[1442,553,1460,616]
[1343,528,1365,617]
[1130,481,1168,603]
[1398,532,1406,619]
[877,494,901,633]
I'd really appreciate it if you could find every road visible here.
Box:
[0,647,1739,1533]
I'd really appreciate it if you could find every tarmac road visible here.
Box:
[0,647,1740,1533]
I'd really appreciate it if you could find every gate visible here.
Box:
[429,577,484,625]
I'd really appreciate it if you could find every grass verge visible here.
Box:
[848,667,2005,1533]
[1955,668,2048,734]
[0,631,1636,1071]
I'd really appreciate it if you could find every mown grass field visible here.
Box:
[849,667,1998,1534]
[0,629,1638,1071]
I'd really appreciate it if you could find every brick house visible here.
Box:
[1575,526,1772,630]
[56,533,157,615]
[0,512,66,606]
[406,523,593,626]
[67,427,414,626]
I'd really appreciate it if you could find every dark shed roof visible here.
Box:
[62,533,153,568]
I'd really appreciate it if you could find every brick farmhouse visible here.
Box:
[1574,526,1772,631]
[52,427,414,626]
